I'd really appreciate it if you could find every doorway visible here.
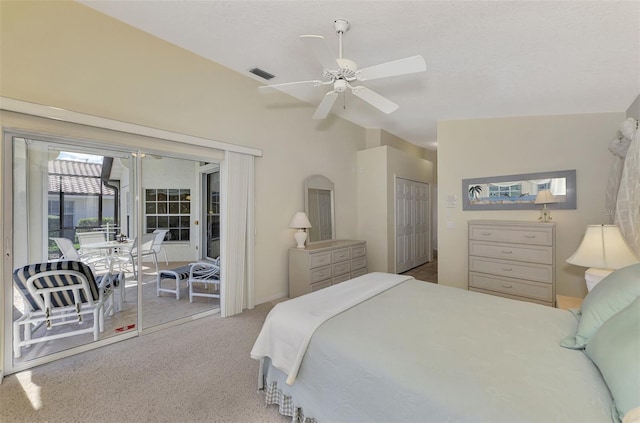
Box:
[203,170,220,261]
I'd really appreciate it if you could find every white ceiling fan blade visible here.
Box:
[300,35,339,70]
[352,86,399,114]
[313,91,339,119]
[259,80,324,93]
[358,55,426,81]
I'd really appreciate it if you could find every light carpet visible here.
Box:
[0,302,288,423]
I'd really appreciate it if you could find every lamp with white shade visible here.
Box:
[566,224,639,291]
[289,212,312,249]
[534,190,557,222]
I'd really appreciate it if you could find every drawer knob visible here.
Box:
[481,232,492,236]
[502,267,513,271]
[524,234,536,239]
[502,250,513,254]
[502,284,513,288]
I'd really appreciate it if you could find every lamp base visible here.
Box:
[538,205,552,223]
[294,230,307,249]
[585,268,614,291]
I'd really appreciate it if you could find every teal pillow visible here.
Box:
[586,297,640,422]
[561,263,640,349]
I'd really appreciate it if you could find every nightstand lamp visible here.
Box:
[534,190,557,222]
[289,212,312,249]
[566,224,639,291]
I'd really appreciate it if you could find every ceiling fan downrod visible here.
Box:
[334,19,350,60]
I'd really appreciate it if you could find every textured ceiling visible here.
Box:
[79,1,640,149]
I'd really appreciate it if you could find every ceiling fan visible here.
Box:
[259,19,427,119]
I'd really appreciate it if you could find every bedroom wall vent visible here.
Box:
[249,67,275,80]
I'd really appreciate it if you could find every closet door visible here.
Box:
[414,182,430,267]
[395,178,415,273]
[395,178,430,273]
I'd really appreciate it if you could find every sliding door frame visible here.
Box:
[0,98,261,377]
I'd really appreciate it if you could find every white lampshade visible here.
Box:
[566,224,639,270]
[289,212,312,229]
[289,212,312,249]
[534,190,557,204]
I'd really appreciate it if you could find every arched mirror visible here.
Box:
[304,175,335,243]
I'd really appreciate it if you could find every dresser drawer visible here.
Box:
[333,261,351,277]
[311,279,332,292]
[351,257,367,271]
[469,272,553,302]
[332,273,351,285]
[469,241,553,265]
[351,245,366,258]
[351,268,367,278]
[310,265,332,283]
[332,248,351,263]
[469,257,553,283]
[309,252,332,269]
[469,226,552,246]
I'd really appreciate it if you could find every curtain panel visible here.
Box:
[220,151,255,317]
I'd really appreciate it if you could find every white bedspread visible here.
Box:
[250,272,413,385]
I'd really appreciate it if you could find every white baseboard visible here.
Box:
[255,291,288,305]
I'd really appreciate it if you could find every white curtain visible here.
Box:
[609,117,640,257]
[220,151,255,317]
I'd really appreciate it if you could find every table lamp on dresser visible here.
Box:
[566,224,639,291]
[289,212,312,249]
[534,190,557,222]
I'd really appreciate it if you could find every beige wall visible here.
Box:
[0,1,366,304]
[627,94,640,119]
[357,145,433,272]
[437,112,626,298]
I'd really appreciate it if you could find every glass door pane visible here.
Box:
[141,156,220,330]
[206,171,220,260]
[9,136,138,365]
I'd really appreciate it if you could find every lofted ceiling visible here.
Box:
[78,1,640,150]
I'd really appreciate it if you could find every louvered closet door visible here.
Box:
[414,182,430,267]
[396,178,415,273]
[395,178,430,273]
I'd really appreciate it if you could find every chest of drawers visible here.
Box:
[468,220,556,307]
[288,240,367,298]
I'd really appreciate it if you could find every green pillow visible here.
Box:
[561,263,640,349]
[586,296,640,422]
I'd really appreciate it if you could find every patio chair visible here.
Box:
[12,260,123,358]
[128,233,159,278]
[76,231,109,268]
[188,261,220,303]
[152,229,170,265]
[51,237,104,271]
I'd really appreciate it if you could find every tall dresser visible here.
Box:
[288,240,367,299]
[468,220,556,307]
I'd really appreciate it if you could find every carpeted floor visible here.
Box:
[0,302,288,423]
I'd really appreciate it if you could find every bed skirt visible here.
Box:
[263,381,317,423]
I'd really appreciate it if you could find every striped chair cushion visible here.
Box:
[13,261,101,311]
[159,265,192,281]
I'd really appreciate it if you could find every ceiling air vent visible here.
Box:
[249,67,275,80]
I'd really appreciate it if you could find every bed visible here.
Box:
[251,267,640,423]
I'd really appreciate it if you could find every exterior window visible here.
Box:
[488,184,522,198]
[537,182,551,190]
[145,188,190,241]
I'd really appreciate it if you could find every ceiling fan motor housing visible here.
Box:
[336,58,358,79]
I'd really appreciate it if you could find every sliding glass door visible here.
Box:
[6,135,138,367]
[3,132,221,372]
